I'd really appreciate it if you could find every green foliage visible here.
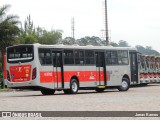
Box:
[0,72,3,79]
[17,15,63,45]
[77,37,88,46]
[37,29,63,44]
[118,40,129,47]
[23,35,37,44]
[110,41,119,47]
[136,45,160,55]
[16,15,37,44]
[61,37,75,45]
[77,36,103,46]
[146,46,152,50]
[16,34,37,44]
[23,15,35,35]
[0,4,20,53]
[0,4,20,75]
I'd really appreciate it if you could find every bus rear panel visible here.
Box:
[6,45,39,89]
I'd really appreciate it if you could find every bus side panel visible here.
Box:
[106,66,130,86]
[63,66,97,88]
[40,71,53,83]
[39,66,55,88]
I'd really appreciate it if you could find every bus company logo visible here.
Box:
[77,72,80,76]
[2,112,11,117]
[89,72,95,80]
[18,67,22,72]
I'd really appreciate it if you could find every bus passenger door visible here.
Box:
[129,52,138,84]
[95,52,106,86]
[52,51,64,89]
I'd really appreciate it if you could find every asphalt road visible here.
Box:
[0,84,160,119]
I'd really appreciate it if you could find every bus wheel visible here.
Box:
[70,79,79,94]
[95,88,105,92]
[41,89,55,95]
[117,78,130,91]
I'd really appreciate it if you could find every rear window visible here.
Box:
[7,45,34,63]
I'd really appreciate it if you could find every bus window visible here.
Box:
[96,52,104,67]
[106,51,118,65]
[39,49,52,65]
[75,50,84,65]
[85,50,94,65]
[117,51,129,65]
[7,45,34,63]
[52,52,62,67]
[64,50,74,64]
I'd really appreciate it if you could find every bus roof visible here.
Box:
[36,43,137,51]
[7,43,137,51]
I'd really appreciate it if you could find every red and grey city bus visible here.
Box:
[139,55,160,84]
[6,43,139,95]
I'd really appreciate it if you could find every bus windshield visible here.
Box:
[7,45,34,63]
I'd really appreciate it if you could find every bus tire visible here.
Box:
[70,79,79,94]
[41,89,55,95]
[95,88,105,92]
[63,79,79,94]
[117,78,130,91]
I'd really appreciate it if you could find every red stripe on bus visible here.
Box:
[40,71,109,83]
[40,72,53,83]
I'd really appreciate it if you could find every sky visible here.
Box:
[1,0,160,51]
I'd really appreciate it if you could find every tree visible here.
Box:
[19,14,35,36]
[77,36,102,46]
[17,15,37,44]
[136,45,159,55]
[77,37,88,46]
[88,36,102,46]
[110,41,119,47]
[100,40,106,46]
[0,4,20,65]
[146,46,152,50]
[17,15,63,45]
[37,29,63,44]
[118,40,129,47]
[61,37,75,45]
